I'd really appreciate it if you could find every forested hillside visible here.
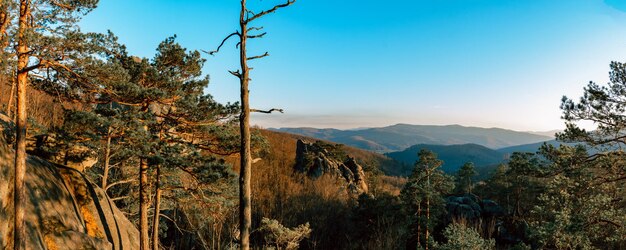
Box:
[0,1,625,250]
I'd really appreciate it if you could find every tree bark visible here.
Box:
[238,1,252,249]
[13,1,29,249]
[139,158,150,250]
[151,165,161,250]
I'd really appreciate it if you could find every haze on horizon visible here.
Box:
[79,0,626,132]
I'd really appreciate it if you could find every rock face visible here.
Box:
[446,194,505,220]
[30,133,99,172]
[0,113,139,250]
[295,139,368,194]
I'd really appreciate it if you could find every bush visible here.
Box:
[258,218,312,250]
[437,223,495,250]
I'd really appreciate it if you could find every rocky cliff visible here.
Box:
[0,113,139,250]
[295,139,368,194]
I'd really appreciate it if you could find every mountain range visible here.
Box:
[272,124,554,153]
[384,140,566,174]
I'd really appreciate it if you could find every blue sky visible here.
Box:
[79,0,626,131]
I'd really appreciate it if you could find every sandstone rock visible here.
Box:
[294,139,368,194]
[30,134,99,172]
[0,113,139,250]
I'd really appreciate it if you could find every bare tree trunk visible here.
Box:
[139,158,150,250]
[152,165,161,250]
[13,1,29,249]
[101,126,112,190]
[238,1,252,249]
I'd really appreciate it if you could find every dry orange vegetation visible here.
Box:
[222,129,408,248]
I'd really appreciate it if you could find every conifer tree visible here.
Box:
[456,162,477,194]
[400,149,454,249]
[9,0,99,248]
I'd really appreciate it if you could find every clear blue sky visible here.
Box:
[79,0,626,131]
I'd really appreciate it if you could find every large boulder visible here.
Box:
[295,139,368,194]
[0,112,139,249]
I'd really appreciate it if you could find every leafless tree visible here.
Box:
[208,1,294,249]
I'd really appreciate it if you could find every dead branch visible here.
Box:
[247,32,267,39]
[111,195,131,202]
[247,52,269,61]
[246,0,296,24]
[229,70,242,78]
[251,108,283,114]
[247,26,264,32]
[106,178,137,191]
[205,31,241,55]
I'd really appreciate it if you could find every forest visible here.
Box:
[0,0,625,250]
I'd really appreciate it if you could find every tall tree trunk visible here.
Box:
[13,1,29,249]
[139,158,150,250]
[151,165,161,250]
[238,1,252,249]
[101,126,112,190]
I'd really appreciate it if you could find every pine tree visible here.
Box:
[456,162,477,194]
[400,149,454,249]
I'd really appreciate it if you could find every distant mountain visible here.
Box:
[497,139,586,155]
[385,143,506,173]
[525,130,561,138]
[497,140,562,154]
[273,124,552,153]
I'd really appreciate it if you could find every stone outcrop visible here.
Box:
[29,133,99,172]
[0,113,139,249]
[295,139,368,194]
[446,194,505,220]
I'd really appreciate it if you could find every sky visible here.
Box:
[79,0,626,131]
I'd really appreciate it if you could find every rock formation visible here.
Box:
[0,113,139,249]
[446,194,504,220]
[295,139,368,194]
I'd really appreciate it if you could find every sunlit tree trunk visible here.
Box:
[139,158,150,250]
[152,165,161,250]
[13,0,29,249]
[101,126,112,190]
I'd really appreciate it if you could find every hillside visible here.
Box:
[258,129,408,176]
[385,143,507,173]
[273,124,552,153]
